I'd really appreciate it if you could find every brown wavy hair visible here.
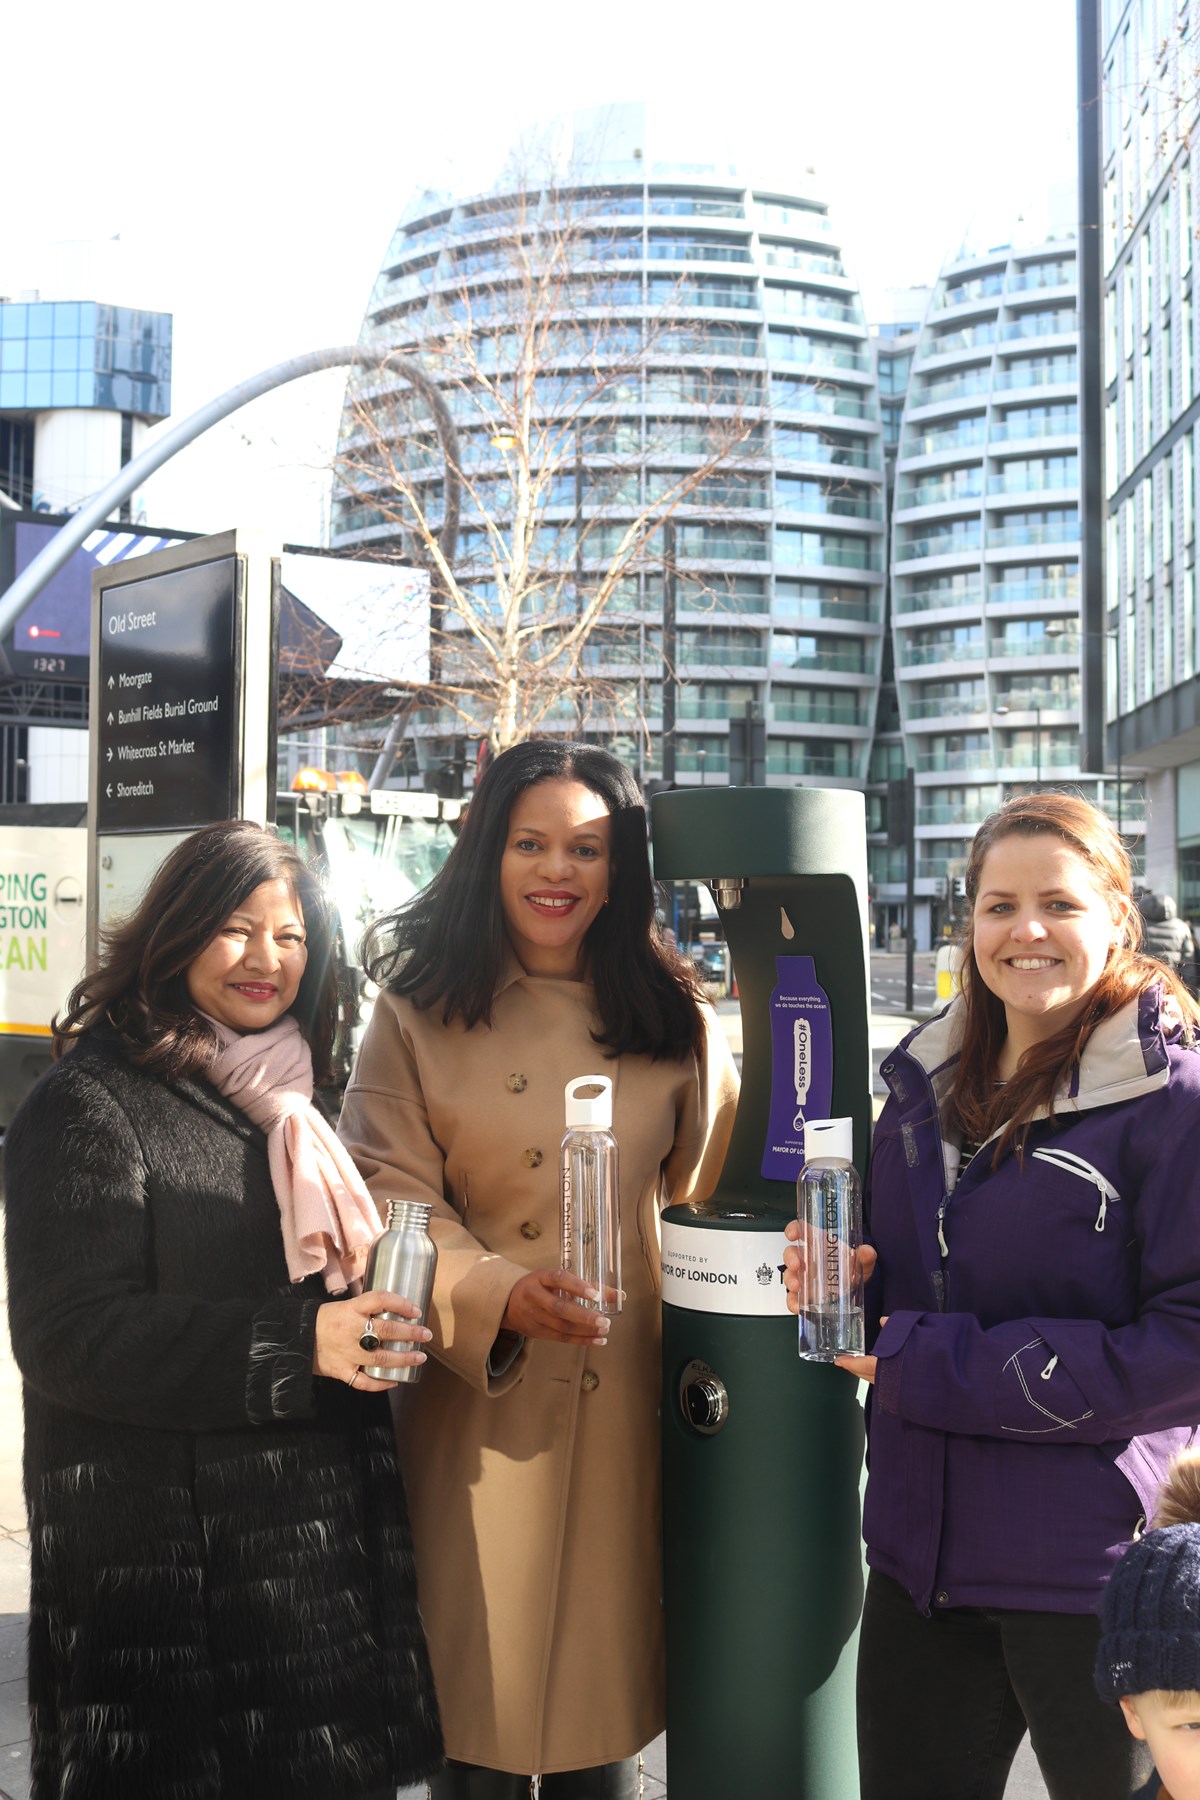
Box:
[948,791,1200,1161]
[53,820,339,1084]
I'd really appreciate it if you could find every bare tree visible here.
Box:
[332,168,763,763]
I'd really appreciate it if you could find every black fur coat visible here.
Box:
[3,1030,442,1800]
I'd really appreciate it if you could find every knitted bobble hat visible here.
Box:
[1095,1524,1200,1702]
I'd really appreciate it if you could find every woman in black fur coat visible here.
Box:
[3,821,443,1800]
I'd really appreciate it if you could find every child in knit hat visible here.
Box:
[1096,1454,1200,1800]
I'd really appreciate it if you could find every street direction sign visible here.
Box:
[95,555,239,833]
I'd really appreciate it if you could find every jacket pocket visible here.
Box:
[1031,1147,1122,1231]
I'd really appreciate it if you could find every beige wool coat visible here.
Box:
[338,962,738,1776]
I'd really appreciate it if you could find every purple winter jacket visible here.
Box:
[865,984,1200,1616]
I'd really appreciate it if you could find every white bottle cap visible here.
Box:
[803,1117,854,1163]
[564,1075,613,1129]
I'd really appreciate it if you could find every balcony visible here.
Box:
[777,490,884,520]
[989,415,1079,442]
[895,479,984,510]
[988,634,1081,658]
[993,363,1077,391]
[775,538,884,571]
[760,246,845,278]
[766,751,857,776]
[986,579,1079,605]
[767,335,873,374]
[765,293,863,325]
[904,694,988,719]
[678,697,741,719]
[773,439,881,471]
[772,389,878,420]
[987,520,1081,548]
[1009,265,1075,292]
[1000,311,1079,340]
[770,649,871,674]
[910,373,992,406]
[918,800,1000,825]
[913,747,999,771]
[893,587,982,615]
[895,532,983,562]
[679,641,767,666]
[987,470,1078,496]
[771,698,864,725]
[924,324,998,356]
[935,274,1005,309]
[898,639,986,665]
[901,424,987,457]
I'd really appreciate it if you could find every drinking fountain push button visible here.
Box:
[679,1358,730,1435]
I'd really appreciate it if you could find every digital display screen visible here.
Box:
[2,516,187,680]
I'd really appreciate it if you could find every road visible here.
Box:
[870,947,938,1018]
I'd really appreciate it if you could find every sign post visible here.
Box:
[87,530,278,953]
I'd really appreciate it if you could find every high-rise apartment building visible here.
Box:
[1082,0,1200,912]
[888,234,1118,941]
[331,105,886,794]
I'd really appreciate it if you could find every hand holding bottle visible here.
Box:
[502,1269,614,1344]
[782,1221,877,1314]
[313,1291,432,1389]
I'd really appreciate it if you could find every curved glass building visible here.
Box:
[889,233,1122,934]
[331,104,885,793]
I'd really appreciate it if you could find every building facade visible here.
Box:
[1085,0,1200,916]
[0,294,173,801]
[331,106,886,795]
[888,233,1129,942]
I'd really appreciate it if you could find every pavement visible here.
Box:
[0,971,1052,1799]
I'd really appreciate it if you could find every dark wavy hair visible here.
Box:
[53,820,339,1083]
[950,790,1200,1160]
[362,739,707,1060]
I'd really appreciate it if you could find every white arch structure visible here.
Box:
[0,345,460,642]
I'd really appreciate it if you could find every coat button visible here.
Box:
[520,1220,541,1240]
[935,1591,950,1605]
[507,1073,528,1093]
[522,1148,544,1169]
[582,1370,600,1392]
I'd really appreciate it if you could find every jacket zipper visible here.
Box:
[1030,1147,1122,1231]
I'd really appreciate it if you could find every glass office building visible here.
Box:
[1088,0,1200,912]
[331,105,886,791]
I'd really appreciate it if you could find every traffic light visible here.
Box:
[431,736,467,798]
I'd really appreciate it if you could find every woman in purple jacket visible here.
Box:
[785,791,1200,1800]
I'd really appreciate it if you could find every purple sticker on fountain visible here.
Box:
[760,954,834,1182]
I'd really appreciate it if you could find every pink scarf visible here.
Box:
[204,1013,382,1294]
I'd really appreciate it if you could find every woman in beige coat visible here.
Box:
[338,741,738,1800]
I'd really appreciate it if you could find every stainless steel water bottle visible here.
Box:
[796,1117,864,1362]
[360,1199,437,1383]
[560,1075,621,1316]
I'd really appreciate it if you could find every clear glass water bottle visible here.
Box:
[796,1117,864,1363]
[361,1199,438,1383]
[560,1075,621,1316]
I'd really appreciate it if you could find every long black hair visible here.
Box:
[362,740,707,1060]
[54,820,340,1083]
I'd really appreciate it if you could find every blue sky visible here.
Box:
[4,0,1080,543]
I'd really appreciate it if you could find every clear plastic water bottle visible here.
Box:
[560,1075,621,1316]
[796,1117,864,1363]
[360,1199,438,1383]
